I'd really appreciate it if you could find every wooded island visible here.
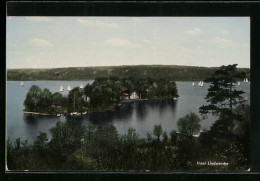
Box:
[23,76,179,115]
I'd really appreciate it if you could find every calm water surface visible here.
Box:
[6,81,250,142]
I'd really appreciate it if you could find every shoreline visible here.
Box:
[23,111,52,116]
[23,97,178,116]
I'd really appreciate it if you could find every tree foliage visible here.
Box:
[23,85,43,112]
[68,87,85,112]
[49,120,85,160]
[199,64,246,118]
[177,112,201,137]
[199,64,247,134]
[153,124,163,140]
[34,132,48,150]
[7,116,250,171]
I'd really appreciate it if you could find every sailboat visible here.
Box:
[200,81,204,87]
[80,84,83,89]
[59,85,64,92]
[192,82,195,87]
[198,81,201,86]
[237,81,240,86]
[245,78,248,83]
[20,82,24,86]
[244,79,246,82]
[67,85,71,91]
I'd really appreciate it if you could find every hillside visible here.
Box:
[6,65,250,81]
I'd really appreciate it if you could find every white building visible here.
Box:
[130,91,139,99]
[121,91,140,100]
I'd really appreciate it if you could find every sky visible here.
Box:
[6,17,250,69]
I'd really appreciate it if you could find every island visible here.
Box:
[23,76,179,115]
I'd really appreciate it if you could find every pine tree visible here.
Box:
[199,64,247,134]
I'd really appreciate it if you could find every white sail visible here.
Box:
[245,78,248,82]
[80,84,83,89]
[201,81,204,87]
[238,81,240,86]
[67,85,71,91]
[20,82,24,86]
[198,81,201,86]
[192,82,194,86]
[59,85,64,92]
[244,79,246,82]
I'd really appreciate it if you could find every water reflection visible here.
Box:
[135,99,177,121]
[7,81,250,142]
[23,113,53,123]
[85,103,134,125]
[22,99,176,127]
[82,99,177,125]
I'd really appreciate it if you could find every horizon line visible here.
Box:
[6,64,250,70]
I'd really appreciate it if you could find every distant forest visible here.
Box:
[7,65,250,81]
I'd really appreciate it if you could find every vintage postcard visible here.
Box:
[6,16,250,172]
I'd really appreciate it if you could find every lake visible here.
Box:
[6,81,250,143]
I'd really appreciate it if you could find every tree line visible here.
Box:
[23,76,179,114]
[7,65,250,81]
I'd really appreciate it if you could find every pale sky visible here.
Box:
[6,17,250,69]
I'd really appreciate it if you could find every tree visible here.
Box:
[41,88,53,108]
[52,92,63,104]
[124,127,139,145]
[233,104,250,138]
[113,80,124,103]
[177,112,201,137]
[122,77,134,99]
[167,81,179,98]
[84,83,93,97]
[23,85,43,112]
[34,132,48,150]
[154,78,167,98]
[162,131,168,142]
[146,132,153,143]
[170,130,178,143]
[49,120,85,159]
[199,64,246,134]
[208,112,232,139]
[153,124,163,141]
[68,87,85,112]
